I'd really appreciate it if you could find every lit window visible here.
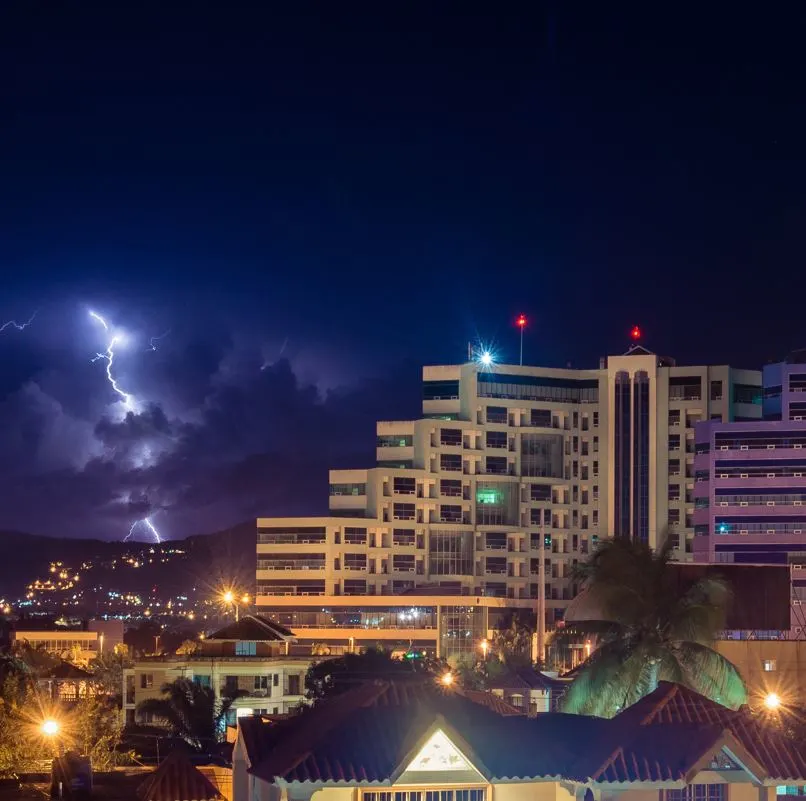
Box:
[235,641,257,656]
[764,659,777,672]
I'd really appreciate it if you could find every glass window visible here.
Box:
[486,430,507,449]
[441,428,463,446]
[710,380,723,401]
[733,383,762,405]
[665,786,726,801]
[329,483,366,496]
[764,659,777,672]
[377,434,413,447]
[441,453,463,472]
[236,641,257,656]
[486,406,508,424]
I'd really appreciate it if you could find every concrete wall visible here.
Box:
[716,639,806,701]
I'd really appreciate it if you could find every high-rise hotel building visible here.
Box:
[256,345,760,661]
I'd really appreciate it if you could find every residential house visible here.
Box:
[234,679,806,801]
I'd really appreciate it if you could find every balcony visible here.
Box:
[482,465,513,476]
[258,560,326,571]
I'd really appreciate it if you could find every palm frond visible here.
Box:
[561,639,638,717]
[675,641,747,709]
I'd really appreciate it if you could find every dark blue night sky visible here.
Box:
[1,3,805,538]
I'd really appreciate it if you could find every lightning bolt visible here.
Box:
[0,310,37,333]
[146,329,171,352]
[89,310,135,410]
[125,516,162,544]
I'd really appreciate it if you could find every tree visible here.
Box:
[492,611,535,669]
[559,537,746,717]
[0,673,129,776]
[136,678,245,751]
[90,650,133,704]
[305,648,443,700]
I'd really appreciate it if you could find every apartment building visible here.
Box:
[13,619,123,665]
[694,356,806,627]
[257,346,760,660]
[123,615,311,726]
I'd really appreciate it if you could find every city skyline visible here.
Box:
[4,4,806,539]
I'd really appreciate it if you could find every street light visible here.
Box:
[479,640,489,660]
[764,692,782,711]
[221,589,249,621]
[440,672,454,687]
[42,720,59,737]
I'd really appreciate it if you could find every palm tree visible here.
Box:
[136,678,245,751]
[559,536,746,717]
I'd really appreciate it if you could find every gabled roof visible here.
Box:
[137,750,223,801]
[589,725,764,784]
[620,682,806,781]
[239,680,806,787]
[243,680,612,783]
[207,614,294,642]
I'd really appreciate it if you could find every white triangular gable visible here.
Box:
[404,730,474,773]
[395,729,485,785]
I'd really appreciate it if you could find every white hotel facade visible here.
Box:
[256,347,760,662]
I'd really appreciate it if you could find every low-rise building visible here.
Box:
[123,615,312,726]
[234,679,806,801]
[12,619,124,665]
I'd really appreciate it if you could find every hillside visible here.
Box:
[0,522,256,606]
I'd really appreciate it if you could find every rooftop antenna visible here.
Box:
[516,314,527,365]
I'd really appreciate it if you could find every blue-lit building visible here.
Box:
[694,356,806,573]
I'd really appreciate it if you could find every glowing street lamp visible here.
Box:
[440,672,454,687]
[479,639,489,660]
[220,589,249,621]
[764,692,782,711]
[42,719,60,737]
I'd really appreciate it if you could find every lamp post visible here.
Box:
[222,590,250,621]
[43,719,64,799]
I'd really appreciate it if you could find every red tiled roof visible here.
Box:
[208,614,294,642]
[459,690,524,716]
[137,750,223,801]
[590,725,731,783]
[240,680,806,787]
[621,682,806,781]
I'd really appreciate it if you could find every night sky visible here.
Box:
[2,4,806,539]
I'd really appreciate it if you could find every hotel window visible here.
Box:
[486,430,507,449]
[254,675,269,690]
[593,411,599,427]
[663,786,726,801]
[140,674,153,689]
[441,453,463,472]
[764,659,777,672]
[441,428,463,446]
[711,380,723,401]
[236,641,257,656]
